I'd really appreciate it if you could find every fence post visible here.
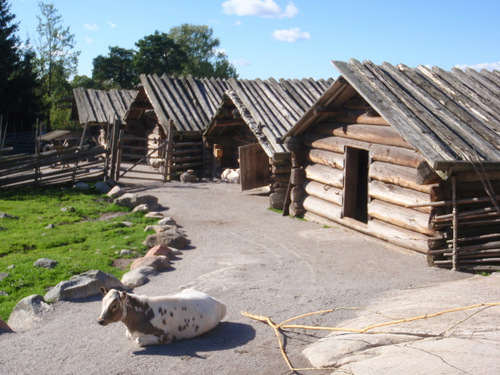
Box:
[72,120,88,184]
[166,119,174,181]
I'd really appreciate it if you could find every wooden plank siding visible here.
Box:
[285,60,500,271]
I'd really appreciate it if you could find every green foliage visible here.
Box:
[93,46,137,89]
[169,24,237,78]
[91,24,237,89]
[133,31,186,77]
[0,0,40,132]
[0,186,156,321]
[34,1,80,131]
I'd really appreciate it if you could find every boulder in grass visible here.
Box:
[44,270,129,302]
[34,258,58,269]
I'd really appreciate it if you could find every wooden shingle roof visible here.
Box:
[135,74,231,134]
[206,77,333,156]
[72,88,137,125]
[286,59,500,172]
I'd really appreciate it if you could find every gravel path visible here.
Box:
[0,180,469,375]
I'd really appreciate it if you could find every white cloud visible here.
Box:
[85,36,94,44]
[84,23,98,31]
[272,27,311,42]
[222,0,298,19]
[455,61,500,71]
[107,21,117,28]
[233,58,251,67]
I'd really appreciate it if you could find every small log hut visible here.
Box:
[204,78,332,208]
[125,74,230,179]
[284,59,500,272]
[72,87,137,146]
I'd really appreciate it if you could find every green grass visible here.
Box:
[0,184,157,321]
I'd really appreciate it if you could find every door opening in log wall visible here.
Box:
[239,143,270,191]
[343,147,369,223]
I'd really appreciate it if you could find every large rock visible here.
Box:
[8,295,52,332]
[143,228,187,249]
[114,193,159,211]
[130,256,171,271]
[44,270,129,302]
[121,266,158,288]
[302,274,500,374]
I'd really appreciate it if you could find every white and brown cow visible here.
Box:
[97,287,226,346]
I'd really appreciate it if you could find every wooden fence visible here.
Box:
[0,121,122,188]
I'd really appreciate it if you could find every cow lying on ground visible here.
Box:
[97,287,226,346]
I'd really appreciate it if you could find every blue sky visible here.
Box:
[11,0,500,80]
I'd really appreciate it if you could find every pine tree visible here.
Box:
[0,0,40,132]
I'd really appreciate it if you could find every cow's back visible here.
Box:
[149,289,226,340]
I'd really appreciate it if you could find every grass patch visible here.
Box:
[0,184,157,321]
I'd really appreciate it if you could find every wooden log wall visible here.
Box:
[290,113,441,254]
[170,136,205,178]
[428,174,500,272]
[269,152,291,209]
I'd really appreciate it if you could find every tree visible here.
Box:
[0,0,39,132]
[168,24,237,78]
[92,46,136,89]
[35,1,80,131]
[133,31,186,77]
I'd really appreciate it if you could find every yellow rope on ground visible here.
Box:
[241,302,500,373]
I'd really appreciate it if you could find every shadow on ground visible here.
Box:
[133,321,255,357]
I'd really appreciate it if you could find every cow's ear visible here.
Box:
[100,286,108,296]
[119,291,128,300]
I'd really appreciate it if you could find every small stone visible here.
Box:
[0,212,18,219]
[120,221,133,227]
[95,181,111,194]
[6,265,15,270]
[145,245,176,259]
[73,182,90,191]
[145,212,164,219]
[132,204,149,213]
[45,224,55,229]
[119,249,139,257]
[107,185,125,198]
[0,273,9,282]
[158,217,176,226]
[130,256,171,271]
[60,207,75,213]
[33,258,58,269]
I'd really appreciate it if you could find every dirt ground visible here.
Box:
[0,179,470,375]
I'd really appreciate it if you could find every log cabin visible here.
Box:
[204,78,332,208]
[72,87,137,148]
[124,74,230,180]
[284,59,500,272]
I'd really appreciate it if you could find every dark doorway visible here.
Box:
[343,147,369,223]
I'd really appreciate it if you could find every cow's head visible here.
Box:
[97,287,127,326]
